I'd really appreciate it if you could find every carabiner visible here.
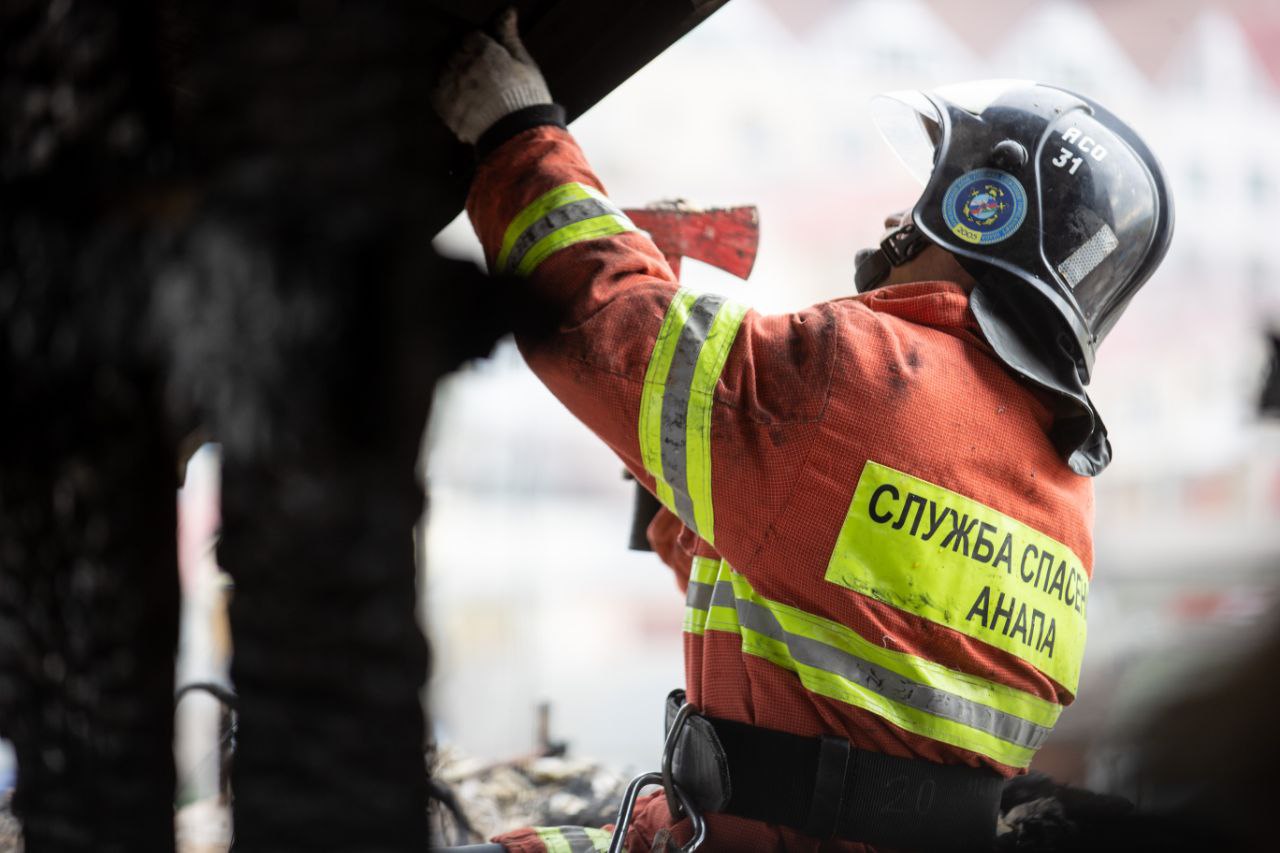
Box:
[661,702,696,822]
[608,770,707,853]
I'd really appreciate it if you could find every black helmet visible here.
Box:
[858,80,1175,476]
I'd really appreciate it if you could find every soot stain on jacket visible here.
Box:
[886,359,908,394]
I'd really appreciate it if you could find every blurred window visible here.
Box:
[1248,164,1273,207]
[873,45,918,77]
[1186,161,1208,200]
[1248,257,1268,292]
[739,114,773,158]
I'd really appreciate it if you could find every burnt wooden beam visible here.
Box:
[0,0,731,848]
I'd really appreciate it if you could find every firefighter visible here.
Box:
[432,11,1173,853]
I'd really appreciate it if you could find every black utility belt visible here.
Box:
[663,691,1003,852]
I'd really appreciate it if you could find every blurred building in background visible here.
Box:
[429,0,1280,780]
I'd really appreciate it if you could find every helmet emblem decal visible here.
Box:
[942,168,1028,245]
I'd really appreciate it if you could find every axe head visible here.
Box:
[623,200,759,280]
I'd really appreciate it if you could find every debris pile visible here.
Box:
[429,745,629,847]
[0,746,629,853]
[175,797,232,853]
[0,793,18,853]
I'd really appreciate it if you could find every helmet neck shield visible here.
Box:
[969,283,1111,476]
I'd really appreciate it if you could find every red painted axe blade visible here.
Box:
[623,203,759,281]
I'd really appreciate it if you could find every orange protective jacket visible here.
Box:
[466,125,1095,853]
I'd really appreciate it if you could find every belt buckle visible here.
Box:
[609,701,707,853]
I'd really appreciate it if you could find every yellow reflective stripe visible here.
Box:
[689,555,721,586]
[639,289,698,515]
[533,827,611,853]
[684,556,718,636]
[513,213,635,277]
[693,558,738,635]
[534,827,573,853]
[727,572,1060,729]
[736,626,1036,768]
[496,182,596,272]
[583,828,612,851]
[824,461,1088,692]
[691,563,1059,767]
[705,603,741,634]
[683,300,747,546]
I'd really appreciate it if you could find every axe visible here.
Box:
[624,200,759,280]
[620,200,761,550]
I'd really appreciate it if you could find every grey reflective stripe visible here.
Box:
[685,580,714,611]
[709,578,736,610]
[714,582,1052,752]
[559,827,607,852]
[1058,223,1119,289]
[502,197,621,274]
[659,294,726,534]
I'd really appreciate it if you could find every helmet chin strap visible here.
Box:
[854,221,931,292]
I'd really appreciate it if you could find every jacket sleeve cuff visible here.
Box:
[475,103,567,161]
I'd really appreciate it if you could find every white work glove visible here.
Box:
[432,8,552,145]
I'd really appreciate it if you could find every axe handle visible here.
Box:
[628,480,663,552]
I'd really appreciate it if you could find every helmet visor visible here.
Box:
[870,91,943,186]
[871,80,1035,185]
